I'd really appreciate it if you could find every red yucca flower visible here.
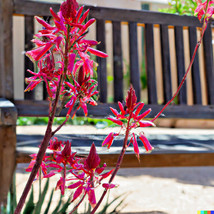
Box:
[102,86,154,160]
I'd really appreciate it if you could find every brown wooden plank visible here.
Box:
[14,100,214,119]
[16,151,214,167]
[24,15,35,100]
[88,6,202,27]
[129,22,141,101]
[42,16,52,101]
[203,23,214,105]
[14,1,202,27]
[189,26,202,104]
[0,0,14,99]
[160,24,172,104]
[112,21,124,102]
[174,26,187,104]
[145,24,157,104]
[0,99,17,205]
[96,19,107,103]
[100,152,214,167]
[13,0,60,16]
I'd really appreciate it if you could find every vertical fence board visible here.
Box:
[145,24,157,104]
[0,0,14,99]
[160,24,172,104]
[96,20,107,103]
[112,21,123,102]
[174,26,187,104]
[189,26,202,104]
[203,23,214,104]
[24,15,35,100]
[42,16,52,100]
[129,22,140,101]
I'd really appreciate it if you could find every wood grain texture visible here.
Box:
[145,24,157,104]
[0,126,16,205]
[112,21,124,102]
[16,151,214,167]
[96,19,107,103]
[189,26,202,104]
[13,100,214,119]
[0,99,17,205]
[0,0,14,99]
[13,0,60,16]
[160,24,172,104]
[24,15,35,100]
[174,26,187,104]
[203,23,214,105]
[129,22,141,101]
[14,1,202,27]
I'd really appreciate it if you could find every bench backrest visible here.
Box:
[1,0,214,118]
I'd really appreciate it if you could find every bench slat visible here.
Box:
[129,22,141,101]
[16,151,214,167]
[96,19,107,103]
[174,26,187,104]
[14,1,202,27]
[0,0,14,99]
[24,15,35,100]
[145,24,157,104]
[203,23,214,105]
[113,21,124,102]
[160,24,172,104]
[189,26,202,104]
[14,100,214,119]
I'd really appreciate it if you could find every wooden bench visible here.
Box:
[1,0,214,205]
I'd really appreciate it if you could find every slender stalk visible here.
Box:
[151,24,207,123]
[14,27,70,214]
[90,115,132,214]
[51,105,78,137]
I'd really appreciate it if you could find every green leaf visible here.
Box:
[9,173,17,214]
[43,189,54,214]
[58,196,72,214]
[98,193,126,214]
[52,195,63,214]
[33,179,49,214]
[23,186,34,214]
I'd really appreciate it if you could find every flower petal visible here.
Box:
[130,133,140,160]
[102,183,116,189]
[139,134,153,152]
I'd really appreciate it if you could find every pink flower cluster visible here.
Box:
[26,138,114,207]
[102,86,154,160]
[25,0,107,117]
[195,0,214,22]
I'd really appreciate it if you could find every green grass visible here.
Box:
[17,116,116,129]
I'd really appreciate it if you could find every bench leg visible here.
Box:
[0,126,16,206]
[0,99,17,206]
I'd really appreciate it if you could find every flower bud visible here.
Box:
[60,0,79,20]
[126,85,137,112]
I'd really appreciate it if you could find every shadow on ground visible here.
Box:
[122,212,168,214]
[117,167,214,187]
